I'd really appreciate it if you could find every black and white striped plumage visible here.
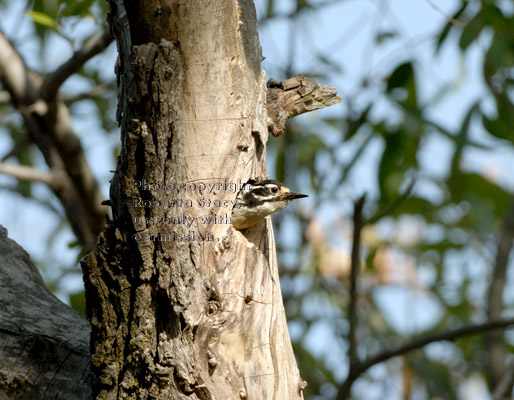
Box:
[231,179,308,230]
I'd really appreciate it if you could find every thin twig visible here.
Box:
[367,179,415,225]
[40,27,112,101]
[259,0,347,24]
[0,162,56,187]
[336,318,514,399]
[1,135,32,162]
[492,358,514,400]
[425,0,466,27]
[347,195,366,381]
[361,318,514,373]
[487,199,514,385]
[340,130,373,184]
[59,82,116,103]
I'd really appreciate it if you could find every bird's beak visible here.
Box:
[283,192,308,201]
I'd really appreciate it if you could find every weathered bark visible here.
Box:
[267,75,340,137]
[83,0,304,398]
[0,225,93,400]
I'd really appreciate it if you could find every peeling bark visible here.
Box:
[267,74,341,137]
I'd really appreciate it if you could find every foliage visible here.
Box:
[1,0,514,398]
[261,0,514,398]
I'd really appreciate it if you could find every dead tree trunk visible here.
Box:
[82,0,309,398]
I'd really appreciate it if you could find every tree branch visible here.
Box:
[348,195,366,368]
[0,28,107,252]
[487,198,514,385]
[336,318,514,399]
[40,27,112,101]
[0,89,11,104]
[59,82,116,103]
[0,31,39,104]
[424,0,466,27]
[361,318,514,373]
[0,225,94,399]
[0,162,56,187]
[367,179,415,225]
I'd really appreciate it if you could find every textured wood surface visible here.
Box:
[0,226,94,400]
[83,0,304,398]
[267,74,341,137]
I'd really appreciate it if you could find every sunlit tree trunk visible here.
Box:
[82,0,305,398]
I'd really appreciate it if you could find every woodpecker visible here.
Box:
[231,179,308,230]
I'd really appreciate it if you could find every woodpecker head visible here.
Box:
[231,179,308,230]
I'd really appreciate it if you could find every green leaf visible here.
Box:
[449,172,510,223]
[483,4,511,33]
[69,290,86,315]
[265,0,274,19]
[417,239,464,253]
[376,31,397,45]
[323,117,343,130]
[32,0,59,18]
[386,62,413,92]
[388,196,434,217]
[58,0,95,18]
[449,101,480,175]
[377,128,419,204]
[458,12,483,51]
[294,0,311,13]
[435,2,468,52]
[482,94,514,143]
[484,32,514,79]
[424,117,489,150]
[340,129,374,183]
[344,104,372,141]
[316,52,343,73]
[386,62,418,110]
[408,355,458,400]
[25,10,58,30]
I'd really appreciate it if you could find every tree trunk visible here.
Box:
[0,226,94,400]
[82,0,305,398]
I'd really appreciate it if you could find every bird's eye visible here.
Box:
[271,187,278,193]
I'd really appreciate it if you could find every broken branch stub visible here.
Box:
[266,74,341,137]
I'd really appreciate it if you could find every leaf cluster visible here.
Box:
[262,0,514,398]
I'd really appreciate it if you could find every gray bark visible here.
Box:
[0,225,94,400]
